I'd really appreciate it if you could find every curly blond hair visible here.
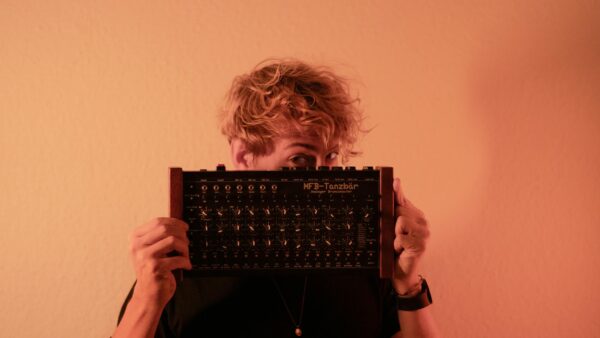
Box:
[219,58,364,164]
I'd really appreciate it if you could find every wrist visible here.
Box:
[129,292,167,314]
[392,274,422,295]
[392,276,433,312]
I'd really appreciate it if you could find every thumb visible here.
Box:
[393,178,406,207]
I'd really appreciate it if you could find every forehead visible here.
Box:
[273,135,339,153]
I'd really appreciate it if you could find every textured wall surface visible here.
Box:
[1,1,599,337]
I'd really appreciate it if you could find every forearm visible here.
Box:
[391,275,440,338]
[112,296,164,338]
[395,306,440,338]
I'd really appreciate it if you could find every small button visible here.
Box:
[318,166,329,171]
[216,164,226,171]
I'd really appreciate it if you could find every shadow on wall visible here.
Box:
[464,7,600,336]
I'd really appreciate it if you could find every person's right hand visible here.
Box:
[128,217,191,308]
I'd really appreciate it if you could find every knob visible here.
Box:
[279,207,288,216]
[199,208,208,217]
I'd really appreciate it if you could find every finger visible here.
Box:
[393,178,407,207]
[143,256,192,280]
[395,216,408,236]
[395,232,427,252]
[137,222,189,247]
[157,256,192,272]
[395,200,425,220]
[142,236,190,259]
[396,216,430,240]
[394,237,403,253]
[132,217,189,238]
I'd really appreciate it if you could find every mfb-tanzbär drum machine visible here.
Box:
[170,165,395,278]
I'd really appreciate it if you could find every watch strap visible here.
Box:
[394,278,433,311]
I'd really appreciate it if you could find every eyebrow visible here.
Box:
[284,143,340,153]
[285,143,319,152]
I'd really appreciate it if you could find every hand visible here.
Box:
[392,178,430,294]
[128,217,191,308]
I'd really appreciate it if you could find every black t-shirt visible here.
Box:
[119,273,400,338]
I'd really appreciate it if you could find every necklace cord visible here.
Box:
[272,276,308,328]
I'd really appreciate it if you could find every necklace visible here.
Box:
[272,275,308,337]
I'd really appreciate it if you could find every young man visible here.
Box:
[113,59,439,338]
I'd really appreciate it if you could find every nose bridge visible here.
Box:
[314,153,327,168]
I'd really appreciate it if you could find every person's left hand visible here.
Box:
[392,178,430,294]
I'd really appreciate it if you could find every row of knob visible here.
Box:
[193,222,362,232]
[190,236,365,250]
[191,183,279,192]
[192,206,371,219]
[214,164,376,171]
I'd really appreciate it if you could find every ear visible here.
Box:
[230,138,254,170]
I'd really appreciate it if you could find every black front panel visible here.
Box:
[180,168,383,275]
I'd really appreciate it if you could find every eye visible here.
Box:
[289,155,315,167]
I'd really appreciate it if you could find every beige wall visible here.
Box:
[1,1,599,337]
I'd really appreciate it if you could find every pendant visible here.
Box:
[295,327,302,336]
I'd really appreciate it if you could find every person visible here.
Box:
[112,59,440,338]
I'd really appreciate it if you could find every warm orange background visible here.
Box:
[1,1,599,337]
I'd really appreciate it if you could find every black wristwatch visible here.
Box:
[393,278,433,311]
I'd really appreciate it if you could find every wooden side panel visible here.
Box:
[169,167,184,281]
[378,166,395,279]
[170,167,183,219]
